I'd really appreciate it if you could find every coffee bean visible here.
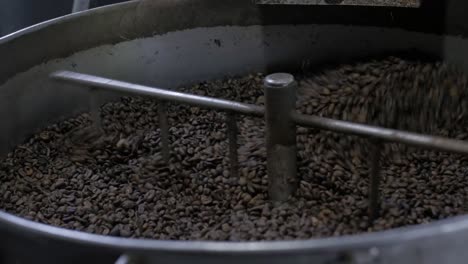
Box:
[1,56,467,241]
[122,201,136,209]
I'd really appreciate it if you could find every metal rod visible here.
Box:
[158,102,170,163]
[51,70,468,156]
[292,113,468,155]
[264,73,298,202]
[368,140,382,223]
[72,0,90,13]
[89,87,103,132]
[226,112,239,180]
[51,71,264,117]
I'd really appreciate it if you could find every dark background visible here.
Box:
[0,0,128,37]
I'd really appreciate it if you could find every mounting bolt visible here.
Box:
[264,73,298,202]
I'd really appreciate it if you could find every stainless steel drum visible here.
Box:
[1,0,468,263]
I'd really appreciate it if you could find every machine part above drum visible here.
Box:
[254,0,420,7]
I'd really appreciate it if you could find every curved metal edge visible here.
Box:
[0,0,137,43]
[0,0,140,86]
[0,0,262,85]
[1,0,467,86]
[1,209,468,255]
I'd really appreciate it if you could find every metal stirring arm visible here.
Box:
[50,70,468,220]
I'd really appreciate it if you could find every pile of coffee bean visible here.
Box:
[1,56,468,241]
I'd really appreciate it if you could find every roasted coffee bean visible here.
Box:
[1,57,468,241]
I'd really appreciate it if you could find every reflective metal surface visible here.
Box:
[292,113,468,155]
[51,70,468,157]
[51,71,265,116]
[264,73,298,201]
